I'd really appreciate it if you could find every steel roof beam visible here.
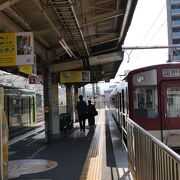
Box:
[69,2,90,56]
[0,0,24,11]
[118,0,138,43]
[114,0,120,30]
[95,0,113,5]
[88,33,118,46]
[50,52,122,72]
[82,10,124,26]
[50,0,89,57]
[3,6,51,48]
[4,7,32,30]
[0,11,47,61]
[34,0,77,59]
[48,33,118,60]
[34,28,54,36]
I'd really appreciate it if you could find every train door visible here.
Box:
[161,81,180,146]
[117,93,120,124]
[121,89,126,128]
[30,96,36,124]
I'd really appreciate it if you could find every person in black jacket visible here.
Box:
[87,100,96,129]
[76,95,88,132]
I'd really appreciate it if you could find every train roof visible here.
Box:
[125,62,180,79]
[109,63,180,96]
[115,81,127,91]
[110,85,118,96]
[109,80,128,96]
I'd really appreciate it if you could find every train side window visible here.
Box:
[167,87,180,117]
[21,97,29,114]
[14,99,21,115]
[133,86,158,118]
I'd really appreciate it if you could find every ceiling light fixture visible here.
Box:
[59,38,74,57]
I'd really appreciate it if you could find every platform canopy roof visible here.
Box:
[0,0,138,85]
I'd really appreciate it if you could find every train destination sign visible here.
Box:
[0,32,34,66]
[60,71,90,83]
[163,69,180,77]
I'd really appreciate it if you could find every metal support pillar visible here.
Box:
[71,84,75,123]
[66,84,72,113]
[51,83,60,136]
[92,83,95,104]
[74,85,79,122]
[43,67,52,144]
[82,86,85,97]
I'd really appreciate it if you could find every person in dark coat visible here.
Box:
[87,100,96,129]
[76,95,88,132]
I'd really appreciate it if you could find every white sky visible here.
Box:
[98,0,168,92]
[113,0,168,81]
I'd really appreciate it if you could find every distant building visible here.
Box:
[104,83,117,107]
[109,85,116,89]
[167,0,180,61]
[58,85,66,106]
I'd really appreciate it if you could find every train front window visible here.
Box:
[133,86,158,118]
[167,87,180,117]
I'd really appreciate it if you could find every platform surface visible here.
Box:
[9,109,132,180]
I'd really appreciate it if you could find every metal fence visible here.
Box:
[120,112,180,180]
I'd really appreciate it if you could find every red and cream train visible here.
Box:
[109,63,180,148]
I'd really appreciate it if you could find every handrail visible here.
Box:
[127,116,180,161]
[119,112,180,180]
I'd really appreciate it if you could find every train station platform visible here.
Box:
[8,109,132,180]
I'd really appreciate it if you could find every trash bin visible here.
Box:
[59,113,71,131]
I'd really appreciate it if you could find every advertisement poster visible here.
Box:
[0,32,34,66]
[0,33,16,66]
[16,32,34,65]
[60,71,90,83]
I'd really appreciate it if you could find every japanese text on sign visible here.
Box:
[0,32,34,66]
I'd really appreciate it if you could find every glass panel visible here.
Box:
[134,86,158,118]
[167,87,180,117]
[171,0,180,2]
[172,17,180,25]
[173,39,180,44]
[173,55,180,60]
[172,6,180,14]
[14,98,21,115]
[172,31,180,37]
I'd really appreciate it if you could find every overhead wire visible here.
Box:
[134,19,167,61]
[125,3,166,63]
[145,19,167,46]
[139,4,166,45]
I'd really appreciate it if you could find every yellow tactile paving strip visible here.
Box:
[80,109,104,180]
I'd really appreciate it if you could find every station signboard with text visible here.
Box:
[60,71,90,83]
[0,32,34,66]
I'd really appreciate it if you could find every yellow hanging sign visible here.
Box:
[60,71,90,83]
[0,33,16,66]
[0,32,34,67]
[19,65,33,75]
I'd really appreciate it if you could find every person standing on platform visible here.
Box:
[87,100,96,129]
[76,95,88,132]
